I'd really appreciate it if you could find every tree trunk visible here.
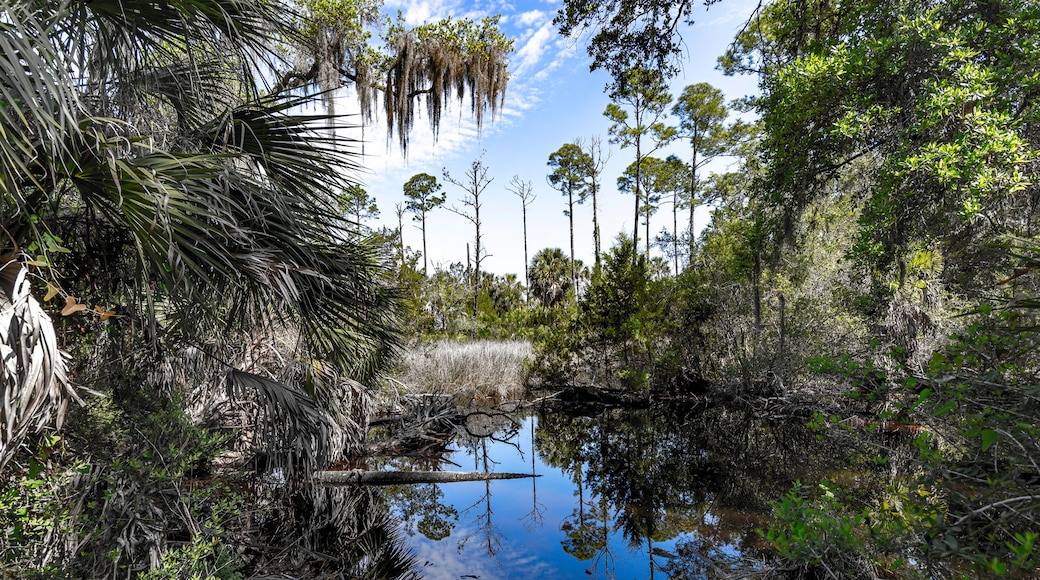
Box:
[568,186,577,296]
[396,204,405,268]
[646,198,651,261]
[634,135,642,259]
[752,250,762,358]
[474,200,482,332]
[315,470,539,485]
[421,212,428,274]
[522,200,530,291]
[673,189,679,275]
[688,137,698,264]
[592,181,601,267]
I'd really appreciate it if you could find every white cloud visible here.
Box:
[383,0,461,25]
[513,21,555,75]
[515,9,546,27]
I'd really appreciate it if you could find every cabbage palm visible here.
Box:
[529,248,578,308]
[0,0,400,471]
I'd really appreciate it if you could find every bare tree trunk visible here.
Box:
[588,135,608,267]
[634,136,642,258]
[421,212,428,274]
[395,203,405,268]
[444,157,492,337]
[506,176,535,293]
[688,136,698,264]
[522,199,530,289]
[592,181,601,267]
[315,470,539,485]
[646,201,651,261]
[568,186,577,296]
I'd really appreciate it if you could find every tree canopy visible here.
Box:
[554,0,722,82]
[279,2,514,152]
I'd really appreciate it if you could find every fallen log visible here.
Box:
[314,470,540,486]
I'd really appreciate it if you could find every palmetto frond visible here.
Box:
[0,2,84,197]
[0,256,77,468]
[0,0,402,476]
[226,369,336,480]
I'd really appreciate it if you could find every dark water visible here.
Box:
[255,402,857,578]
[379,402,851,579]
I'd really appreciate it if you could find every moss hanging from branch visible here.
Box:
[279,3,512,153]
[380,16,511,151]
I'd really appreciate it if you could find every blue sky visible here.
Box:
[342,0,761,278]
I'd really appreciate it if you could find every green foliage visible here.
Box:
[605,68,676,254]
[531,236,676,389]
[547,143,593,205]
[140,536,243,580]
[529,248,579,309]
[338,184,380,234]
[553,0,707,81]
[403,173,446,217]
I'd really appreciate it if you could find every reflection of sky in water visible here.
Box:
[387,415,739,580]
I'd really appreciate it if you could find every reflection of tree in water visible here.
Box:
[249,483,420,579]
[536,401,856,571]
[521,415,547,531]
[456,437,505,557]
[387,483,459,540]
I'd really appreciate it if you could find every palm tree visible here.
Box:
[0,0,400,473]
[529,248,577,308]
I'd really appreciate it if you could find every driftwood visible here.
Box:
[314,470,539,486]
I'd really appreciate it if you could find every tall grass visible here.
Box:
[394,340,532,401]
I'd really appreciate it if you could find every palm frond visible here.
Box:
[0,255,78,469]
[59,0,292,99]
[0,1,85,196]
[225,369,336,480]
[198,94,364,201]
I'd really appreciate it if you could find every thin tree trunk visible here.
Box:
[592,181,601,267]
[672,189,679,275]
[421,212,428,274]
[568,187,577,296]
[634,137,642,259]
[646,200,651,260]
[522,199,530,290]
[474,201,482,329]
[752,252,761,334]
[688,136,698,264]
[395,203,405,268]
[315,470,539,485]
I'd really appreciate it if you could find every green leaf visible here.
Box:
[933,400,956,416]
[980,429,998,452]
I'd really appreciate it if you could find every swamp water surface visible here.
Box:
[265,402,859,579]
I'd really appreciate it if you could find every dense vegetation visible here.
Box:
[2,0,1038,577]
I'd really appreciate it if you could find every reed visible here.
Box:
[394,339,532,401]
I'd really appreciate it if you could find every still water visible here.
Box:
[373,402,851,579]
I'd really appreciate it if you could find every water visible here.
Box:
[373,402,851,579]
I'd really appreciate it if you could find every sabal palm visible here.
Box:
[0,0,399,470]
[529,248,574,308]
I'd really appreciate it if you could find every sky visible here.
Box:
[339,0,762,279]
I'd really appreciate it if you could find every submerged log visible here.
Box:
[314,470,539,486]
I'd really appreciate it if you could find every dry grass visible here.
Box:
[393,339,532,401]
